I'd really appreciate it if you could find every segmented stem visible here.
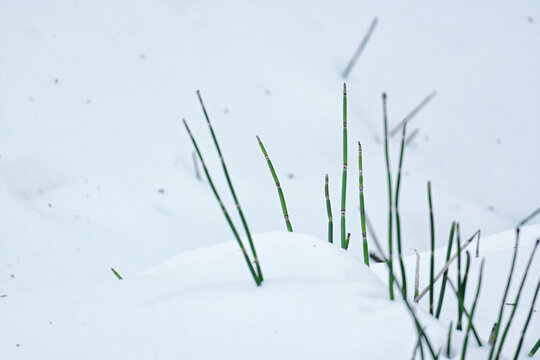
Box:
[513,279,540,360]
[495,239,539,359]
[447,279,483,346]
[325,174,333,244]
[382,92,395,300]
[456,223,463,330]
[341,83,348,249]
[183,118,261,286]
[461,260,485,360]
[489,228,521,359]
[358,141,369,265]
[435,221,456,318]
[395,122,408,297]
[428,181,435,314]
[256,135,293,232]
[196,91,263,282]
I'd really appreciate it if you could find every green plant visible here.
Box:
[196,91,263,283]
[395,123,408,296]
[435,221,456,318]
[382,92,395,300]
[111,267,123,280]
[256,135,293,232]
[358,141,369,265]
[325,174,333,244]
[341,83,349,249]
[528,337,540,357]
[183,118,262,286]
[495,239,539,359]
[427,181,435,315]
[461,259,485,360]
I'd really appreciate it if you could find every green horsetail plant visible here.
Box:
[529,337,540,357]
[256,136,293,232]
[456,223,464,330]
[358,141,369,265]
[488,228,520,359]
[415,228,478,302]
[395,122,408,297]
[513,279,540,360]
[428,181,435,314]
[461,259,485,360]
[446,321,453,358]
[345,232,351,250]
[342,17,378,79]
[111,267,123,280]
[369,230,438,359]
[183,118,261,286]
[196,91,263,282]
[435,221,456,319]
[325,174,333,244]
[382,92,395,300]
[447,279,483,346]
[389,91,437,137]
[495,239,539,359]
[341,83,348,249]
[461,251,472,311]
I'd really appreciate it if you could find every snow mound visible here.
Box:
[1,232,443,359]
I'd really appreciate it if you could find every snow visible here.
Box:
[1,0,539,358]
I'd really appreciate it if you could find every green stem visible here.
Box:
[183,118,261,286]
[513,280,540,360]
[457,223,463,330]
[435,221,456,318]
[447,279,483,346]
[395,122,408,297]
[495,239,539,359]
[358,141,369,265]
[325,174,333,244]
[196,91,263,282]
[382,92,395,300]
[528,337,540,357]
[446,321,453,358]
[111,268,123,280]
[489,228,520,359]
[427,181,435,315]
[341,83,348,249]
[461,260,485,360]
[256,136,293,232]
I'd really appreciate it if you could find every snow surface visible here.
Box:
[1,0,539,358]
[1,228,538,359]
